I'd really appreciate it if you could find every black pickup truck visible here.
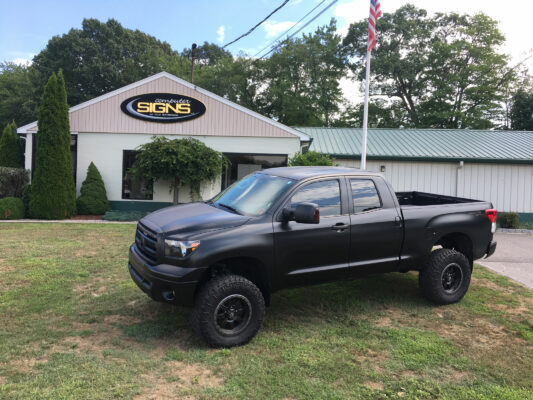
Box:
[129,167,497,347]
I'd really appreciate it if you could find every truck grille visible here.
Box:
[135,223,158,264]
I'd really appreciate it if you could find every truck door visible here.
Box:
[347,177,403,276]
[273,178,351,287]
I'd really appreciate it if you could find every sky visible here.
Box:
[1,0,532,101]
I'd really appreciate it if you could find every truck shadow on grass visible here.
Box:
[118,272,427,347]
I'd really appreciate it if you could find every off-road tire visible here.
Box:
[192,274,265,348]
[419,248,471,305]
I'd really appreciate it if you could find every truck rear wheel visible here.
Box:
[192,274,265,348]
[419,248,471,305]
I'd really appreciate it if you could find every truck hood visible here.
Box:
[140,202,250,237]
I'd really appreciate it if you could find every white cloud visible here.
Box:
[217,25,225,43]
[262,20,297,38]
[11,58,33,66]
[334,0,366,37]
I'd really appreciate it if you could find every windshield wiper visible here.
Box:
[217,203,242,215]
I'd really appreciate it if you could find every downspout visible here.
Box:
[456,160,464,196]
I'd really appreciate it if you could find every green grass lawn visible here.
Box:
[0,223,532,400]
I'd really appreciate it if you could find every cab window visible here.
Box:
[290,180,341,217]
[350,179,381,213]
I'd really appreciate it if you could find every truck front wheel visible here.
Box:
[419,248,471,305]
[192,274,265,348]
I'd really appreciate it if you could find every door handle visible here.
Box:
[331,223,349,231]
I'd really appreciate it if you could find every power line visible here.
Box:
[257,0,339,59]
[222,0,290,49]
[253,0,326,58]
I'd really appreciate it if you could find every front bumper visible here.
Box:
[128,244,207,306]
[485,241,497,258]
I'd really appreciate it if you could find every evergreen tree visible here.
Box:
[77,162,110,215]
[0,121,24,168]
[29,71,76,219]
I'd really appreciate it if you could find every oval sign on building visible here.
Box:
[120,93,206,123]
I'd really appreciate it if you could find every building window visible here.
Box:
[221,153,288,189]
[122,150,153,200]
[350,179,381,213]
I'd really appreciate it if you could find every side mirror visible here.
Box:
[293,202,320,224]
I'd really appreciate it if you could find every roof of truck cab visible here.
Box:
[261,166,381,180]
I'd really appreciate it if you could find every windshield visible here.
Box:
[211,173,295,216]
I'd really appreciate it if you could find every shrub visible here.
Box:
[29,70,76,219]
[76,162,110,215]
[102,210,148,221]
[131,136,228,204]
[0,167,29,198]
[0,197,24,219]
[288,151,333,166]
[0,121,24,168]
[499,212,519,229]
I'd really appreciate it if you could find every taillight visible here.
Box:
[485,209,497,223]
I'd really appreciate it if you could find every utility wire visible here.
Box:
[223,0,290,49]
[253,0,326,58]
[257,0,338,59]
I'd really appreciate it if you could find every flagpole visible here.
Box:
[361,50,371,170]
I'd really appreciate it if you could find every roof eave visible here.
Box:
[327,153,533,165]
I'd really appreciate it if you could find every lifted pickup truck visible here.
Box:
[129,167,497,347]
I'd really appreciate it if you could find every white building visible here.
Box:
[17,72,533,221]
[18,72,309,212]
[298,127,533,222]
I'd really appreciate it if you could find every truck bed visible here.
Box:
[396,191,483,207]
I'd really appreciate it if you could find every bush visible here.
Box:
[76,162,110,215]
[0,197,24,219]
[102,210,148,221]
[499,212,519,229]
[0,167,29,198]
[288,151,333,166]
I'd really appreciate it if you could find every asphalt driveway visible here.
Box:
[477,232,533,289]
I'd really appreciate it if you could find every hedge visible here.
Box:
[499,212,519,229]
[0,167,29,198]
[0,197,24,220]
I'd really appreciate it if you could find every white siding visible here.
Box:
[335,158,533,213]
[76,132,301,202]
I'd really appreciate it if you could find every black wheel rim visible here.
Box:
[214,294,252,336]
[441,263,463,294]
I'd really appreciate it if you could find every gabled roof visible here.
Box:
[295,127,533,164]
[18,71,309,141]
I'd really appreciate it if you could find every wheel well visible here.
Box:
[435,233,473,266]
[199,257,271,306]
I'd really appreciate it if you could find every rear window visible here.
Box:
[350,179,381,213]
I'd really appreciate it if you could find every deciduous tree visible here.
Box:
[343,5,513,129]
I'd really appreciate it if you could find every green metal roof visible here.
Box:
[295,127,533,164]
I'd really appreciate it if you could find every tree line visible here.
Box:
[1,4,532,133]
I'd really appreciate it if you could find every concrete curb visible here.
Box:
[497,228,533,234]
[0,219,137,225]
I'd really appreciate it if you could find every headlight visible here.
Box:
[164,239,200,258]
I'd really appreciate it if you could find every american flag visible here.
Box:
[368,0,382,52]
